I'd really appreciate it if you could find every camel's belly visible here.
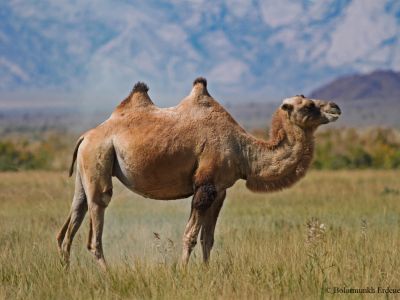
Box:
[116,171,195,200]
[125,181,194,200]
[114,149,197,200]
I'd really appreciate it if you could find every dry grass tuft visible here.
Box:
[305,217,326,246]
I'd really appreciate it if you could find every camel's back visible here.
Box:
[110,91,244,149]
[106,77,244,150]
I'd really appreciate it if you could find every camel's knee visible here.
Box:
[193,183,217,211]
[91,187,113,207]
[102,187,113,206]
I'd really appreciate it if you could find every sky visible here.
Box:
[0,0,399,110]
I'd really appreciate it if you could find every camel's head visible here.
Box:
[280,95,341,129]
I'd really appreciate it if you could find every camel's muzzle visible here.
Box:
[322,102,341,123]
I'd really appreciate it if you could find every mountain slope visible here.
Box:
[308,70,400,127]
[310,70,400,101]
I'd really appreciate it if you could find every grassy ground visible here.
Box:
[1,170,400,299]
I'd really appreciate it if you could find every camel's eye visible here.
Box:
[302,103,315,112]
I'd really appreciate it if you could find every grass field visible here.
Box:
[1,170,400,299]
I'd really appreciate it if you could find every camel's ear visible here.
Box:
[281,103,293,112]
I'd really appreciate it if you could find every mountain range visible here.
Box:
[310,70,400,101]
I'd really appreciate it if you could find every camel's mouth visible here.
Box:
[324,112,340,122]
[322,103,341,123]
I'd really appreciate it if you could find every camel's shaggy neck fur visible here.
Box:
[242,109,315,192]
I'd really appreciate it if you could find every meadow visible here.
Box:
[1,170,400,299]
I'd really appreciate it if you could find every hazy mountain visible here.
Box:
[307,70,400,127]
[310,70,400,101]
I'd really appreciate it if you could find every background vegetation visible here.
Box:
[1,127,399,298]
[313,128,400,170]
[1,170,399,299]
[3,127,398,172]
[0,132,73,171]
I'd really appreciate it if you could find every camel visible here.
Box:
[56,77,341,269]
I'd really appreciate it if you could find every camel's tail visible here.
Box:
[69,136,84,177]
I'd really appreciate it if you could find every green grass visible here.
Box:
[1,170,400,299]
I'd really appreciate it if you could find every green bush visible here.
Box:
[0,135,71,171]
[0,140,51,171]
[312,128,400,170]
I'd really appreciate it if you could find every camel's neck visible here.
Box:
[240,110,315,192]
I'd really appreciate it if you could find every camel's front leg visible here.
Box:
[200,190,226,263]
[181,183,217,266]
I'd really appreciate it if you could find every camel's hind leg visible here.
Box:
[78,140,114,270]
[200,190,226,263]
[57,173,88,265]
[56,214,71,254]
[88,200,108,270]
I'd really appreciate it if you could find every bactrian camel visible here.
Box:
[57,77,341,269]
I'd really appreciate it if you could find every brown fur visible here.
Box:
[59,78,341,269]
